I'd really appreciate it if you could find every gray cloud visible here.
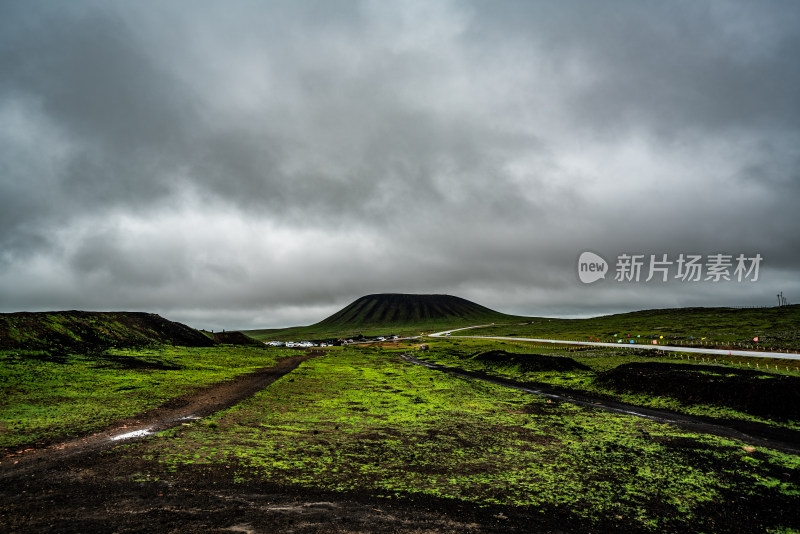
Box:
[1,0,799,330]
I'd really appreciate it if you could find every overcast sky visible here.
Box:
[2,1,799,330]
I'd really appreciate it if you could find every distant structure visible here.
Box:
[777,291,790,306]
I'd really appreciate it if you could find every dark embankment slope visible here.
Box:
[475,350,591,372]
[0,311,214,353]
[597,362,800,420]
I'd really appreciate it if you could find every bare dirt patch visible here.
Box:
[0,453,596,534]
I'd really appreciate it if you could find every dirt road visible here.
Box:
[0,352,316,477]
[0,350,534,533]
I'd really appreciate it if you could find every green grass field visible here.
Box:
[422,337,800,430]
[4,304,800,531]
[125,345,800,532]
[464,305,800,351]
[0,346,282,449]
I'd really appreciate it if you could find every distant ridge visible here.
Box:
[210,330,263,346]
[310,293,525,330]
[0,311,214,353]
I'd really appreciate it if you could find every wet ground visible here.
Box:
[3,352,800,533]
[1,452,578,533]
[403,354,800,454]
[1,354,315,475]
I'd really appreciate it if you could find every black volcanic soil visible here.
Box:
[474,350,591,372]
[3,352,800,532]
[312,293,520,329]
[0,352,594,534]
[5,454,799,533]
[0,456,603,534]
[596,362,800,420]
[4,353,800,533]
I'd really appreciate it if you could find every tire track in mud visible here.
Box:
[0,352,316,477]
[402,353,800,454]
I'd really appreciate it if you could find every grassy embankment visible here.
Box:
[125,344,800,532]
[0,311,279,450]
[461,305,800,352]
[0,311,216,353]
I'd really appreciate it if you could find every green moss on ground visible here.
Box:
[0,346,282,449]
[130,347,800,532]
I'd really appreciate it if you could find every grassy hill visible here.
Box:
[245,293,531,340]
[0,311,215,353]
[465,305,800,350]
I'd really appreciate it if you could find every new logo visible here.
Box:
[578,252,608,284]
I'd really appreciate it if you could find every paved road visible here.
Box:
[430,325,800,361]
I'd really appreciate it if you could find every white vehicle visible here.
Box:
[285,341,296,348]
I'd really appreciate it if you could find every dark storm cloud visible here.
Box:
[1,0,799,329]
[471,1,800,134]
[1,0,542,235]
